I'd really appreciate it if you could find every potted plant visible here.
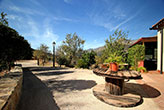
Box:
[137,66,147,73]
[105,53,122,72]
[138,60,144,68]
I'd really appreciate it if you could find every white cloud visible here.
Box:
[0,0,59,51]
[100,13,138,32]
[88,1,142,32]
[113,14,137,30]
[90,7,140,32]
[7,14,22,21]
[112,5,126,20]
[43,28,59,41]
[53,16,75,22]
[8,5,44,15]
[9,17,60,51]
[26,19,59,49]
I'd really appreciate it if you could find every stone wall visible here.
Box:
[0,65,23,110]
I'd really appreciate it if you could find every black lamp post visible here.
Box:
[53,42,56,67]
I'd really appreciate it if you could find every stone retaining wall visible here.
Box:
[0,65,23,110]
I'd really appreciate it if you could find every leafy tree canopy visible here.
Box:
[0,12,32,71]
[103,29,129,64]
[57,33,85,66]
[0,24,32,71]
[33,44,51,66]
[0,12,8,26]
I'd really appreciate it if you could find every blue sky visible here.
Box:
[0,0,164,51]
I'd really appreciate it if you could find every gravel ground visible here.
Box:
[17,60,160,110]
[34,68,160,110]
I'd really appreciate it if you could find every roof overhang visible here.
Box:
[150,18,164,30]
[130,36,157,47]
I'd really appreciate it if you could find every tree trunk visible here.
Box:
[7,62,11,71]
[37,59,39,65]
[105,77,124,95]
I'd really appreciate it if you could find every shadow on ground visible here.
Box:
[35,71,74,76]
[124,83,161,98]
[44,78,97,93]
[17,68,60,110]
[29,67,67,71]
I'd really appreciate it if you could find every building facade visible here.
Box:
[150,18,164,74]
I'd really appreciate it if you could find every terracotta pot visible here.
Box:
[138,60,144,68]
[140,69,144,73]
[110,62,118,72]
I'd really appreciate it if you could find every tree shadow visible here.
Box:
[0,71,22,79]
[36,71,74,76]
[124,83,161,98]
[29,66,67,72]
[17,68,60,110]
[44,78,97,93]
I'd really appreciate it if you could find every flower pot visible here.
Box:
[138,60,144,68]
[140,69,144,73]
[110,62,118,72]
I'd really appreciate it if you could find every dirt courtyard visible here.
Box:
[17,60,160,110]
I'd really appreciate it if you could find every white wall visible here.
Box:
[157,29,164,72]
[157,30,161,71]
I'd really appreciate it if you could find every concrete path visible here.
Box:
[17,68,60,110]
[137,73,164,110]
[16,60,161,110]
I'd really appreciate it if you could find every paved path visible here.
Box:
[137,73,164,110]
[17,68,60,110]
[17,60,161,110]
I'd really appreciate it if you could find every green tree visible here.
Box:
[76,51,96,68]
[0,24,32,71]
[56,56,68,67]
[33,44,50,66]
[58,33,85,66]
[0,12,8,26]
[103,29,129,64]
[128,44,145,70]
[56,46,68,66]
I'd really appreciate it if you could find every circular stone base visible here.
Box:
[93,84,142,107]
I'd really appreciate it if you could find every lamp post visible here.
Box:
[53,42,56,67]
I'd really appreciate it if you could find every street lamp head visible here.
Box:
[52,41,56,46]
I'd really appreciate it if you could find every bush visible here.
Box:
[95,56,104,65]
[76,59,88,68]
[104,53,123,64]
[128,44,145,70]
[137,66,147,72]
[56,56,68,67]
[76,51,96,69]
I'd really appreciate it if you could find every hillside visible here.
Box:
[87,40,137,56]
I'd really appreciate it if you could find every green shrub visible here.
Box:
[104,53,123,64]
[76,59,88,68]
[119,65,128,70]
[128,44,145,70]
[56,56,69,67]
[137,66,147,72]
[76,51,96,69]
